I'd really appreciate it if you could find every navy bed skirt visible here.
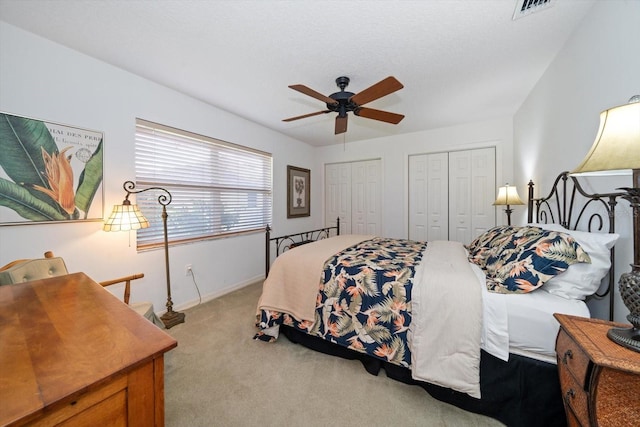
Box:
[281,325,565,427]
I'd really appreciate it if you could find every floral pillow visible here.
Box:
[466,225,515,253]
[466,225,539,268]
[484,229,591,294]
[482,226,548,276]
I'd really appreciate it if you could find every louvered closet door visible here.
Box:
[409,153,448,241]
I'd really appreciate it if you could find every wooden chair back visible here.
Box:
[0,251,144,305]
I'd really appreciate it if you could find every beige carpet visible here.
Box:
[164,282,504,427]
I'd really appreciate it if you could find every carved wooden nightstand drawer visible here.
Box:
[557,354,589,426]
[554,314,640,427]
[557,329,590,385]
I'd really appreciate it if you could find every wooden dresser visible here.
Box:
[554,314,640,427]
[0,272,177,426]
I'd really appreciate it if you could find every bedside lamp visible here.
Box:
[572,95,640,352]
[493,184,524,226]
[104,181,185,329]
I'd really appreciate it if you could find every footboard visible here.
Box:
[265,218,340,276]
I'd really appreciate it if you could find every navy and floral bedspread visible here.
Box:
[256,237,428,368]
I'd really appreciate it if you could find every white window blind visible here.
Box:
[134,119,272,249]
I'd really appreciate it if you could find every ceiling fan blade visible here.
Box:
[282,110,331,122]
[335,115,348,134]
[289,84,338,106]
[349,76,404,106]
[355,107,404,124]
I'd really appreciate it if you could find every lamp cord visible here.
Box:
[187,269,202,305]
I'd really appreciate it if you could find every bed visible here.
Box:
[255,172,626,427]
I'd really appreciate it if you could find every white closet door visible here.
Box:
[470,148,496,238]
[351,162,366,234]
[409,153,448,241]
[448,151,472,243]
[425,153,448,241]
[325,163,352,234]
[409,155,428,240]
[364,159,382,235]
[409,147,495,244]
[351,160,381,235]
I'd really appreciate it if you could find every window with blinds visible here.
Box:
[134,119,272,249]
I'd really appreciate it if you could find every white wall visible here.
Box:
[514,0,640,322]
[0,22,322,313]
[315,117,514,239]
[2,1,636,324]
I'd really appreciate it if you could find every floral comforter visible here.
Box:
[256,237,427,368]
[256,236,483,397]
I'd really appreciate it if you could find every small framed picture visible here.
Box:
[287,165,310,218]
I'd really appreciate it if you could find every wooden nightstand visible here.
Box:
[554,314,640,427]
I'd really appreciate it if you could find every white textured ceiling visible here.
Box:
[0,0,596,146]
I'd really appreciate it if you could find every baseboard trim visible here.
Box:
[160,274,264,314]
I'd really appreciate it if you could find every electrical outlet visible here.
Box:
[185,264,192,276]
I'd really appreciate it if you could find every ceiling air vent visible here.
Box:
[513,0,555,20]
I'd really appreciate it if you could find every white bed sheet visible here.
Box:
[503,288,589,363]
[470,262,590,364]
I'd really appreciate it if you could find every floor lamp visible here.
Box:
[493,184,524,226]
[104,180,185,329]
[571,95,640,352]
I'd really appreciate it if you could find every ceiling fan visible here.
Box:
[283,76,405,135]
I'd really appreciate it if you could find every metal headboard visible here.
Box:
[265,218,340,276]
[527,171,626,320]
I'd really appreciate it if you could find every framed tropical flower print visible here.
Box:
[0,112,104,225]
[287,165,310,218]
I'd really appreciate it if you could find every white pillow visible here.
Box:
[528,223,619,300]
